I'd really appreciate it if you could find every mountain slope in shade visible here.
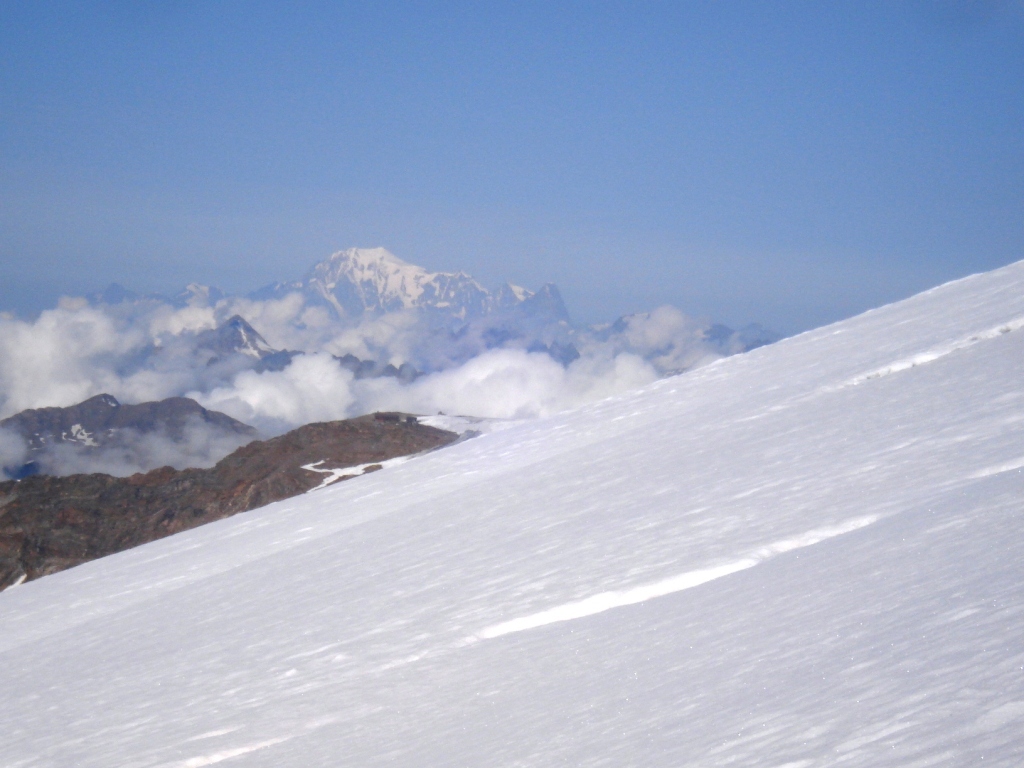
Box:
[0,394,254,450]
[0,394,257,478]
[2,263,1024,765]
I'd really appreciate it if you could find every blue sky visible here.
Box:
[1,1,1021,332]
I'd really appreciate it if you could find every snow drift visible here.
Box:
[1,261,1024,765]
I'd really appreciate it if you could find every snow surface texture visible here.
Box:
[2,262,1024,766]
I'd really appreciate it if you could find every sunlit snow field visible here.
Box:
[2,262,1024,766]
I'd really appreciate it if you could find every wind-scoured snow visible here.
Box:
[832,312,1024,390]
[470,514,880,641]
[2,263,1024,765]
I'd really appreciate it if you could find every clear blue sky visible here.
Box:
[1,1,1021,332]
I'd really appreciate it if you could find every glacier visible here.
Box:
[2,261,1024,765]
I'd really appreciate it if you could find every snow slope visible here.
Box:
[3,262,1024,766]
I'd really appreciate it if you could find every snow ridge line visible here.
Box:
[833,314,1024,391]
[468,515,880,642]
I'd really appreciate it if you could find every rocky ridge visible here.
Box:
[0,394,257,478]
[0,413,458,589]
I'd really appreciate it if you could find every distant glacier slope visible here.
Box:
[2,262,1024,766]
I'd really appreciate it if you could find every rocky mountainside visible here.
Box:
[0,394,257,478]
[1,394,254,451]
[195,314,277,360]
[0,413,458,589]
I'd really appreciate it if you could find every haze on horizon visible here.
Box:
[1,1,1022,333]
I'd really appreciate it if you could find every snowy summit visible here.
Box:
[256,246,555,321]
[2,262,1024,765]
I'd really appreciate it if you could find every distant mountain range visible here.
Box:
[87,248,775,377]
[250,247,569,323]
[247,248,583,370]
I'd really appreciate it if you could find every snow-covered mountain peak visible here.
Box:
[493,281,536,309]
[302,247,490,319]
[196,314,276,359]
[313,247,422,295]
[505,282,534,302]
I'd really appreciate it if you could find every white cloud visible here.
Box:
[0,301,144,417]
[146,304,218,338]
[186,347,659,430]
[0,290,735,472]
[581,305,723,375]
[192,354,357,434]
[0,428,27,479]
[31,418,255,478]
[219,293,336,352]
[365,348,658,420]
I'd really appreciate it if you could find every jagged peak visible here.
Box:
[313,247,484,287]
[302,247,491,317]
[250,247,568,325]
[194,315,276,359]
[495,282,535,303]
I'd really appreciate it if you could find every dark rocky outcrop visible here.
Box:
[0,413,457,589]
